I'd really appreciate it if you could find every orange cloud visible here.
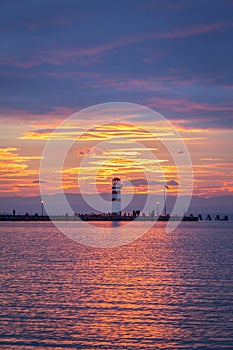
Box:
[0,147,41,195]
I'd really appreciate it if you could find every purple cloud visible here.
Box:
[166,180,179,186]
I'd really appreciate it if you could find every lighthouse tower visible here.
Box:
[112,177,121,216]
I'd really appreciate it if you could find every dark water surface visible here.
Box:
[0,222,233,349]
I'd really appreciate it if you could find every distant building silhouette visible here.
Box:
[112,177,121,216]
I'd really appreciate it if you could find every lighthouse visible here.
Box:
[112,177,121,216]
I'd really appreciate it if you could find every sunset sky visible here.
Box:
[0,0,232,198]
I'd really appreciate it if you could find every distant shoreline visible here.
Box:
[0,214,229,222]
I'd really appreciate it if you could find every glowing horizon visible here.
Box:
[1,115,232,198]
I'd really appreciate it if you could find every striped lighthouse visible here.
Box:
[112,177,121,216]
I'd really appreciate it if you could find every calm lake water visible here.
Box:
[0,221,233,349]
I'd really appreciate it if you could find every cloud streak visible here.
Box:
[1,21,232,67]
